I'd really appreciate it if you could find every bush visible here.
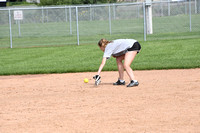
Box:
[39,0,117,6]
[7,1,35,6]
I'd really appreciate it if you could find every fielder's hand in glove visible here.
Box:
[93,75,101,86]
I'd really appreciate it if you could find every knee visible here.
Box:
[123,63,130,70]
[116,58,122,64]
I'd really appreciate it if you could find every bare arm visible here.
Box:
[97,57,107,75]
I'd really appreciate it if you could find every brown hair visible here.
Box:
[98,39,112,48]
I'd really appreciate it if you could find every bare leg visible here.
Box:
[124,51,137,81]
[116,55,125,80]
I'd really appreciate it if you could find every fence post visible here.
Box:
[195,0,197,14]
[46,9,48,23]
[113,3,116,20]
[160,0,163,17]
[65,6,68,22]
[145,0,153,34]
[198,0,200,13]
[185,1,187,15]
[9,9,13,48]
[189,0,191,32]
[168,0,170,16]
[42,6,44,23]
[76,6,79,45]
[109,4,112,35]
[143,2,147,41]
[18,20,21,37]
[69,6,72,35]
[90,4,92,21]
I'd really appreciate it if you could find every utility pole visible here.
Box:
[145,0,153,34]
[198,0,200,13]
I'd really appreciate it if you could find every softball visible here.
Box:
[84,78,89,83]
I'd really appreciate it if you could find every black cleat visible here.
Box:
[127,80,139,87]
[113,80,125,85]
[93,75,101,86]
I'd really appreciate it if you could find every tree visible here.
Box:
[39,0,117,5]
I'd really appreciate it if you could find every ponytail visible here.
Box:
[98,39,112,48]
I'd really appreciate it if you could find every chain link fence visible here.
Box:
[0,1,199,48]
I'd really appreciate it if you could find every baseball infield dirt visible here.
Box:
[0,69,200,133]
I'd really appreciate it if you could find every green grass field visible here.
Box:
[0,12,200,75]
[0,13,200,48]
[0,33,199,75]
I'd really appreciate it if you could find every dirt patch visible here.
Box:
[0,69,200,133]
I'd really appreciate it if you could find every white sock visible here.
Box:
[119,79,125,82]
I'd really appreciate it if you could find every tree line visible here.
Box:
[39,0,118,6]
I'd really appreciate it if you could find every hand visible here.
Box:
[93,75,101,86]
